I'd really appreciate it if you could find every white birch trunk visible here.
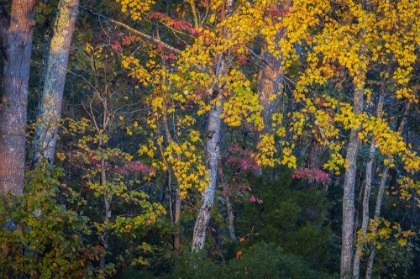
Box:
[192,93,224,250]
[191,0,234,251]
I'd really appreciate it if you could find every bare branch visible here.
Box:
[80,6,181,54]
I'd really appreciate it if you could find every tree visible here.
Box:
[33,0,80,165]
[0,0,38,194]
[269,1,420,277]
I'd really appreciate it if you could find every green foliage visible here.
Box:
[236,168,333,270]
[163,242,331,279]
[371,239,416,279]
[0,162,94,278]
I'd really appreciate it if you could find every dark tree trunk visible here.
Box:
[254,32,284,144]
[0,0,37,194]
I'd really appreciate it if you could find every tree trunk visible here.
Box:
[191,0,234,251]
[99,143,110,277]
[340,85,364,278]
[218,157,236,241]
[353,94,384,279]
[254,31,284,146]
[0,0,37,195]
[306,139,329,188]
[364,161,389,279]
[224,190,236,241]
[174,188,181,250]
[161,101,183,251]
[192,94,224,250]
[365,103,410,279]
[33,0,80,164]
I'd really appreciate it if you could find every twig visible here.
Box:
[80,5,181,54]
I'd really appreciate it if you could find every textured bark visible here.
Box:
[254,31,284,145]
[192,94,224,250]
[191,0,234,251]
[33,0,79,164]
[340,85,364,279]
[173,189,182,250]
[352,95,384,279]
[307,139,329,188]
[0,0,37,194]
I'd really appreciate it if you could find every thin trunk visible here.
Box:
[68,82,76,119]
[224,189,236,241]
[99,144,110,274]
[353,94,384,279]
[352,141,375,277]
[354,177,364,240]
[0,0,37,194]
[162,102,182,251]
[191,0,234,251]
[364,161,389,279]
[218,158,236,241]
[340,84,364,279]
[158,139,179,249]
[365,103,410,279]
[33,0,80,164]
[173,189,181,250]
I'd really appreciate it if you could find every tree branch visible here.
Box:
[80,6,181,54]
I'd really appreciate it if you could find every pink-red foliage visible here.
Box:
[292,168,331,183]
[226,144,261,172]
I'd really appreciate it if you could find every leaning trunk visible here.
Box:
[33,0,80,164]
[0,0,37,194]
[340,85,364,278]
[192,94,224,250]
[191,0,234,251]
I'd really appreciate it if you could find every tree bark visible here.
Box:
[0,0,37,195]
[33,0,80,164]
[340,85,364,278]
[254,31,284,146]
[192,93,224,250]
[352,94,384,279]
[191,0,234,251]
